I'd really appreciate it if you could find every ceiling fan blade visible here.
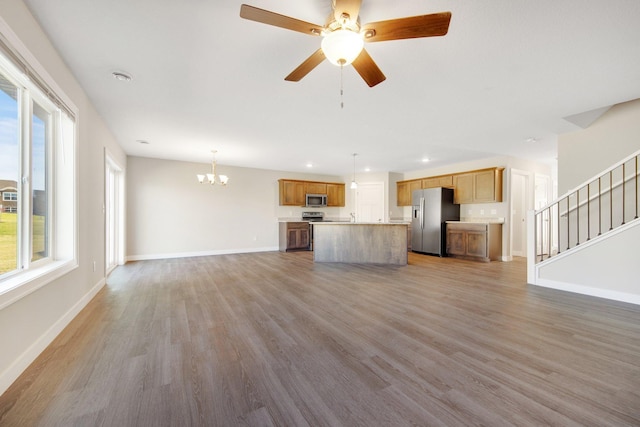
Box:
[285,49,326,82]
[351,49,386,87]
[333,0,362,22]
[240,4,324,36]
[362,12,451,42]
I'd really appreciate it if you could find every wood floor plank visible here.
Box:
[1,252,639,426]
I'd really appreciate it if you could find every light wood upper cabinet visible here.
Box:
[278,179,345,206]
[396,167,504,206]
[453,168,503,204]
[397,179,422,206]
[279,180,306,206]
[422,175,453,189]
[306,182,327,194]
[326,183,345,207]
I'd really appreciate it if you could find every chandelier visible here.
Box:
[196,150,229,185]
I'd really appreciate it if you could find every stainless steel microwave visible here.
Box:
[305,193,327,207]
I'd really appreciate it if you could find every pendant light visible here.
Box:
[196,150,229,185]
[350,153,358,189]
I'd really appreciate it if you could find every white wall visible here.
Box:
[537,221,640,304]
[558,98,640,194]
[126,156,347,259]
[0,0,126,394]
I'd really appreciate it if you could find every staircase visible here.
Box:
[527,149,640,304]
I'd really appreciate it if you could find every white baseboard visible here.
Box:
[126,246,279,262]
[0,278,106,396]
[534,278,640,306]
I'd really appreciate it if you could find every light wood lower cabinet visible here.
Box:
[446,222,502,262]
[279,222,310,251]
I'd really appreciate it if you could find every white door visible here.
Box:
[510,170,530,257]
[356,182,385,222]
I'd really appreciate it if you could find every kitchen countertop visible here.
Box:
[312,222,408,225]
[447,217,505,224]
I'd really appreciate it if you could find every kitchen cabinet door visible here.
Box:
[453,174,474,204]
[422,175,453,189]
[327,183,345,206]
[279,180,306,206]
[279,222,310,251]
[396,179,422,206]
[446,228,466,256]
[305,182,327,194]
[465,230,488,258]
[473,169,502,203]
[287,228,309,249]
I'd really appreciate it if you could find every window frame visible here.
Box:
[0,22,78,310]
[2,192,17,201]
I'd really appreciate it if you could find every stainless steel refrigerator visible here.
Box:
[411,187,460,256]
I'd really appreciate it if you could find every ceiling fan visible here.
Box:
[239,0,451,87]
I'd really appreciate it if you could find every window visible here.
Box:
[2,192,17,201]
[0,36,77,304]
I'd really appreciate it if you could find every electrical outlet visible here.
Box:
[480,209,485,215]
[491,209,497,215]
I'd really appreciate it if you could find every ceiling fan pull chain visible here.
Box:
[340,61,344,109]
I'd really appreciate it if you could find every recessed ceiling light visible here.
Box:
[136,140,149,144]
[365,167,371,172]
[112,71,132,82]
[422,157,430,162]
[306,163,313,168]
[526,137,538,143]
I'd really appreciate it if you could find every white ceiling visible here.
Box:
[23,0,640,176]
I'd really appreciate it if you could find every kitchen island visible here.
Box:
[312,222,408,265]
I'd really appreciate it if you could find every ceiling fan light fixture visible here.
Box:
[321,29,364,66]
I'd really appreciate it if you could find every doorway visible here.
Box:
[510,170,531,257]
[105,150,125,275]
[355,182,385,222]
[534,174,553,256]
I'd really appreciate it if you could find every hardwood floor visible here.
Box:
[1,252,639,426]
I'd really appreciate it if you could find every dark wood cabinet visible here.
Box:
[446,222,502,261]
[279,222,310,251]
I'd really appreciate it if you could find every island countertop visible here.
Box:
[312,222,408,265]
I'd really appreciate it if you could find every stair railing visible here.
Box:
[533,149,640,264]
